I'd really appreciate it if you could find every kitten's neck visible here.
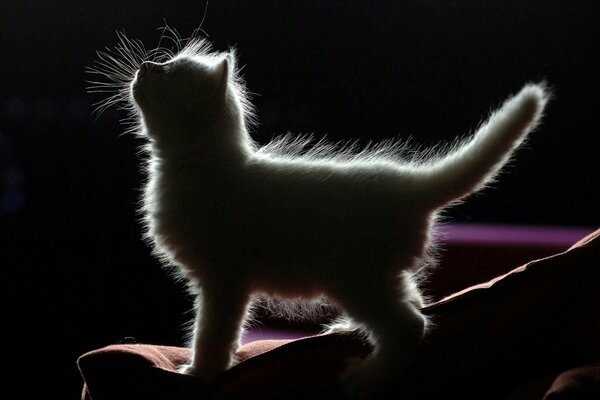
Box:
[147,113,254,168]
[145,86,255,167]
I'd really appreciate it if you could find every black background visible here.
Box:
[1,1,598,397]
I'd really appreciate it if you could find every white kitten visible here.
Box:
[90,34,548,396]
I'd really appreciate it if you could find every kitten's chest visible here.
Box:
[146,168,241,231]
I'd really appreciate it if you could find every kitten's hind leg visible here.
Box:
[337,278,427,398]
[180,283,250,381]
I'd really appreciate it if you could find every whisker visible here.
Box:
[192,0,210,38]
[155,22,170,59]
[87,28,216,127]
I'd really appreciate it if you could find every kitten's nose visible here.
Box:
[139,61,154,73]
[139,61,161,75]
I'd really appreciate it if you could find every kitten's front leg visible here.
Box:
[179,285,249,381]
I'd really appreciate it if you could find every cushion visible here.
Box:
[544,363,600,399]
[78,229,600,399]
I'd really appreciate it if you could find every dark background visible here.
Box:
[1,1,598,397]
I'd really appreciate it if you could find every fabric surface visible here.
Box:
[78,229,600,399]
[544,363,600,399]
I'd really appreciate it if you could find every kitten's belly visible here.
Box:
[195,211,428,296]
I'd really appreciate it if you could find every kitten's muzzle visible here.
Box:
[138,61,164,78]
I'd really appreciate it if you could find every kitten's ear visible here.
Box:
[211,56,230,100]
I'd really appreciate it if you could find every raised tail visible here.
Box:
[417,83,549,209]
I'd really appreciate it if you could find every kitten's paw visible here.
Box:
[178,363,218,382]
[323,316,360,335]
[178,363,198,375]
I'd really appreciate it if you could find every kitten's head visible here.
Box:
[87,30,255,139]
[131,55,230,130]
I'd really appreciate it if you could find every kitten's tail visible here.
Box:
[418,83,549,209]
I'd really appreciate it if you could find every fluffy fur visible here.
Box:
[89,31,548,396]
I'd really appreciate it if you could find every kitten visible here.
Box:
[90,33,548,396]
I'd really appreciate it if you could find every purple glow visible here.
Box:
[435,223,596,246]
